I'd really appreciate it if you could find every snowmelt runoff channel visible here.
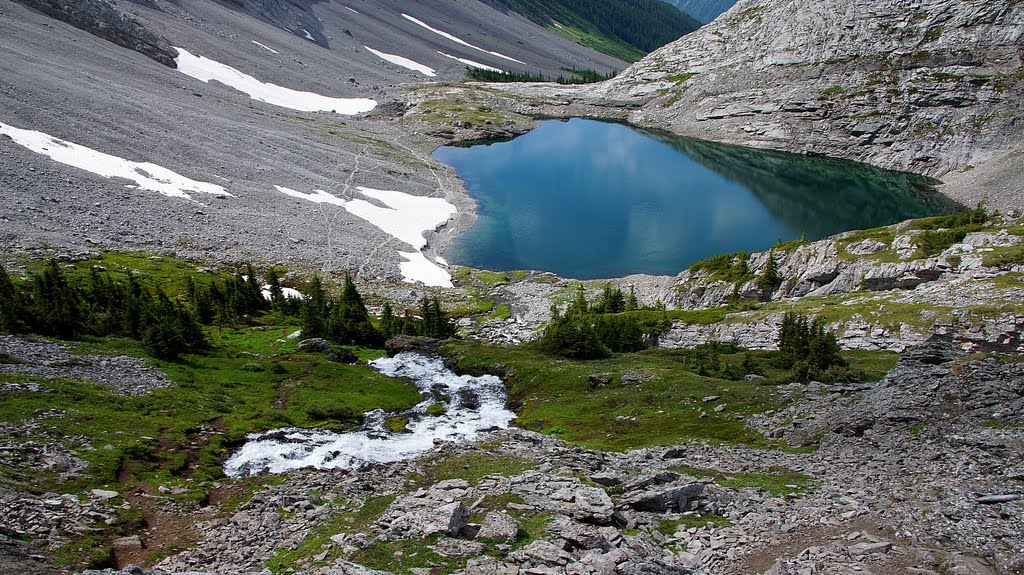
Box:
[224,353,515,477]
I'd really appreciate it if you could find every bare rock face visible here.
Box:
[597,0,1024,210]
[14,0,178,66]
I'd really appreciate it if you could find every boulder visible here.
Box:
[508,540,572,567]
[384,498,469,538]
[384,335,440,356]
[848,541,893,556]
[621,483,704,512]
[569,486,615,524]
[588,472,622,487]
[476,511,519,543]
[558,523,611,551]
[326,348,358,364]
[296,338,331,353]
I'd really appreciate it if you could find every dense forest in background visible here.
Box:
[496,0,699,59]
[658,0,738,24]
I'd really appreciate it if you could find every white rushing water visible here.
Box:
[223,353,515,477]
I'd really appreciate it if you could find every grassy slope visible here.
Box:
[3,212,1016,570]
[441,340,897,451]
[499,0,699,62]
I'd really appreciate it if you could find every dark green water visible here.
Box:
[434,118,958,279]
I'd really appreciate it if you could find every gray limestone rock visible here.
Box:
[621,483,705,512]
[476,511,519,543]
[15,0,178,66]
[594,0,1024,212]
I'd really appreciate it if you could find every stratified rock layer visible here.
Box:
[598,0,1024,210]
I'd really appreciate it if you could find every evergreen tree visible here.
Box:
[626,286,639,311]
[243,263,266,312]
[757,251,781,294]
[326,273,381,346]
[301,276,328,339]
[0,263,23,334]
[379,302,396,340]
[27,261,87,339]
[807,317,845,370]
[776,312,844,375]
[266,268,285,312]
[538,285,609,359]
[143,290,206,360]
[595,283,626,314]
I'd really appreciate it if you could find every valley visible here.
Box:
[1,0,1023,574]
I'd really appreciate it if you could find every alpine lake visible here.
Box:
[433,118,960,279]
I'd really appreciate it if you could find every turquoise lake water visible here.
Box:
[433,118,958,279]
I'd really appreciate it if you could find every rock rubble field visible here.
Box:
[2,338,998,575]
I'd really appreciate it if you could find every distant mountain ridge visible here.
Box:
[660,0,739,24]
[493,0,700,62]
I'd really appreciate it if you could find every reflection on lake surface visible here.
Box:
[434,118,958,279]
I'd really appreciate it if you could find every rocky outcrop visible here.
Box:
[656,221,1024,352]
[15,0,178,67]
[0,335,171,395]
[596,0,1024,210]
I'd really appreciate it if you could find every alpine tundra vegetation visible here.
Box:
[0,0,1022,574]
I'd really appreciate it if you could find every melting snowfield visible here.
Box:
[402,13,525,65]
[174,47,377,114]
[0,122,229,200]
[365,46,436,77]
[437,51,503,73]
[223,353,515,477]
[275,185,456,286]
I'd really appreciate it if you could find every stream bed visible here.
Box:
[223,353,515,477]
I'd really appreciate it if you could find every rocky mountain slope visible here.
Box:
[597,0,1024,211]
[0,0,624,286]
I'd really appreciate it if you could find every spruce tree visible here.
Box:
[301,276,328,339]
[758,251,781,295]
[626,286,639,311]
[28,260,87,339]
[244,263,266,312]
[327,273,381,346]
[379,302,396,340]
[0,262,23,334]
[266,268,285,312]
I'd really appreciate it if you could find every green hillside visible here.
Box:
[498,0,700,62]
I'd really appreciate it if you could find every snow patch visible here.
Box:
[437,51,502,73]
[345,6,358,13]
[274,185,347,207]
[174,47,376,114]
[399,251,453,288]
[435,256,449,266]
[301,29,314,41]
[402,13,525,64]
[251,40,278,54]
[364,46,436,77]
[224,353,515,476]
[346,187,457,251]
[274,185,456,287]
[0,122,229,200]
[260,285,303,301]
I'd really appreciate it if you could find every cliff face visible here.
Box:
[598,0,1024,210]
